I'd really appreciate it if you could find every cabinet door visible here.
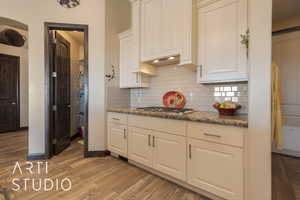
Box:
[198,0,248,83]
[141,0,162,61]
[187,138,243,200]
[128,127,153,168]
[119,31,138,88]
[159,0,181,58]
[131,0,141,73]
[152,131,187,181]
[107,123,128,157]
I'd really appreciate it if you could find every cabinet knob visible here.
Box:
[12,102,16,105]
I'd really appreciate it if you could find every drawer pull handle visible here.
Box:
[112,118,120,121]
[204,133,221,138]
[189,144,192,159]
[148,135,151,146]
[152,136,155,148]
[123,129,126,139]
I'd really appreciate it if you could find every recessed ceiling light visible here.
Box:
[168,56,175,60]
[153,59,159,63]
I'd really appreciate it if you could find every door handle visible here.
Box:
[123,129,126,139]
[189,144,192,159]
[12,102,16,105]
[136,73,139,84]
[148,135,151,146]
[152,136,155,148]
[199,65,203,78]
[204,133,221,138]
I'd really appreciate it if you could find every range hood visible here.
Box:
[146,55,180,67]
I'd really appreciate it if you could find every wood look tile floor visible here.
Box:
[272,154,300,200]
[0,130,208,200]
[2,130,300,200]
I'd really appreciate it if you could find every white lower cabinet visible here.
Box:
[128,127,153,168]
[128,127,187,181]
[152,131,186,181]
[107,123,128,157]
[108,113,245,200]
[187,138,244,200]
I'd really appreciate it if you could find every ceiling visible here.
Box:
[273,0,300,21]
[66,31,84,45]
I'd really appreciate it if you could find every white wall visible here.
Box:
[0,0,106,155]
[105,0,131,108]
[0,25,28,128]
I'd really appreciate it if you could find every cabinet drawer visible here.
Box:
[187,122,245,148]
[107,112,128,125]
[128,115,186,136]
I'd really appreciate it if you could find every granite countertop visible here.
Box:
[107,107,248,128]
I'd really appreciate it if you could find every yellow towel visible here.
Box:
[272,62,283,149]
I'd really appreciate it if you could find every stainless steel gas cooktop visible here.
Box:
[136,107,194,114]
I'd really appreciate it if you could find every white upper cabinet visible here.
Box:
[141,0,162,61]
[140,0,196,65]
[119,0,156,88]
[119,30,151,88]
[197,0,248,83]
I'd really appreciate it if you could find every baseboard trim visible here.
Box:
[0,127,28,134]
[71,132,80,141]
[84,150,110,158]
[272,152,300,160]
[27,153,49,161]
[19,127,29,131]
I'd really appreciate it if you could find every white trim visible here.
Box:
[197,0,223,8]
[118,29,132,40]
[247,0,272,199]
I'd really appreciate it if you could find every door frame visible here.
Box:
[44,22,89,158]
[0,53,20,132]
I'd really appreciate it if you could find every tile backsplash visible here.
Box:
[130,65,248,113]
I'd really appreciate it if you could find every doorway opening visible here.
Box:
[272,0,300,199]
[0,18,28,134]
[44,23,88,158]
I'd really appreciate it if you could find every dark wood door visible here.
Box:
[0,54,19,133]
[52,32,71,155]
